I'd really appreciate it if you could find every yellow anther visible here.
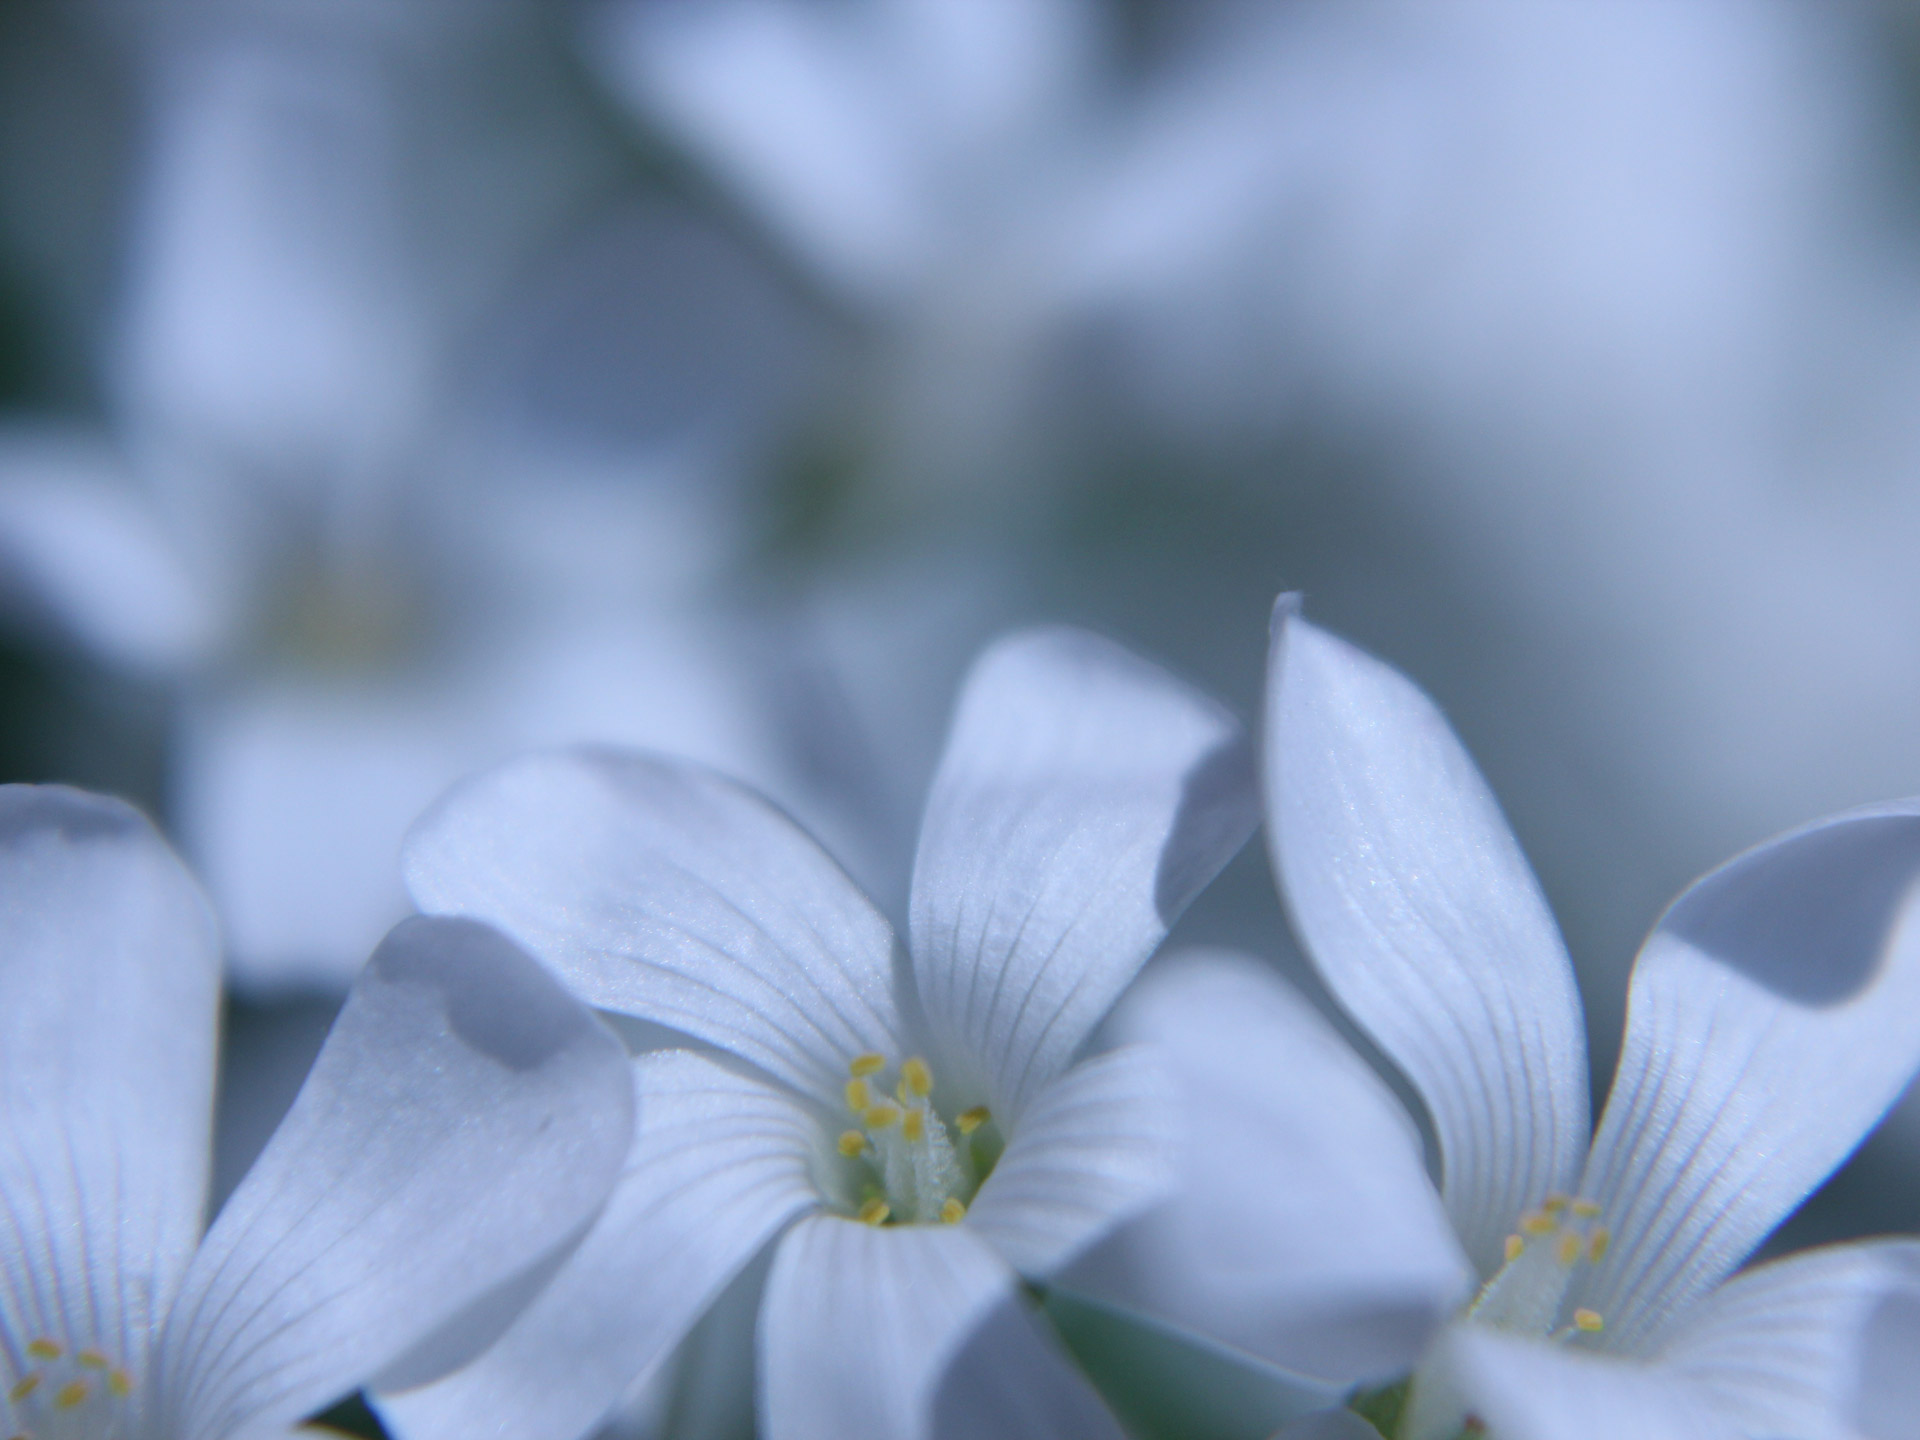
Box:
[55,1380,87,1409]
[1573,1308,1604,1333]
[1556,1232,1582,1267]
[1519,1210,1556,1237]
[858,1198,891,1226]
[845,1078,872,1113]
[9,1376,39,1402]
[26,1340,60,1361]
[76,1349,108,1370]
[1542,1194,1569,1214]
[849,1053,886,1078]
[901,1057,933,1097]
[1588,1228,1611,1263]
[901,1109,926,1143]
[1503,1234,1525,1264]
[1571,1199,1602,1219]
[837,1130,868,1158]
[107,1370,132,1399]
[941,1198,967,1224]
[863,1103,901,1130]
[957,1106,990,1135]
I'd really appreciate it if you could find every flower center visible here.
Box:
[5,1337,135,1440]
[1466,1193,1611,1342]
[830,1052,1002,1226]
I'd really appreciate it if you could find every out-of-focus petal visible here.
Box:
[1662,1239,1920,1440]
[1436,1327,1738,1440]
[404,747,907,1105]
[1042,1289,1344,1440]
[1573,800,1920,1354]
[1266,599,1589,1278]
[0,787,219,1384]
[929,1288,1129,1440]
[157,916,633,1440]
[1062,951,1472,1386]
[910,626,1255,1118]
[965,1046,1175,1280]
[761,1214,1035,1440]
[0,427,220,669]
[375,1050,816,1440]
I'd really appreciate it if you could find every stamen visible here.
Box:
[863,1103,901,1130]
[9,1377,38,1402]
[1519,1210,1556,1236]
[941,1198,966,1223]
[1571,1199,1602,1219]
[845,1079,872,1112]
[107,1370,132,1398]
[849,1054,886,1078]
[901,1109,926,1142]
[837,1130,868,1157]
[901,1058,933,1097]
[1555,1232,1582,1267]
[25,1341,59,1362]
[76,1350,107,1370]
[1503,1234,1525,1264]
[55,1380,87,1409]
[956,1106,990,1134]
[1588,1228,1611,1263]
[858,1198,890,1226]
[1542,1194,1569,1214]
[1573,1309,1604,1333]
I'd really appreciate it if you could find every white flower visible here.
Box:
[0,784,635,1440]
[367,626,1258,1440]
[1068,598,1920,1440]
[0,1,832,991]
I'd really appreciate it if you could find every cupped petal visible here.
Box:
[965,1046,1176,1279]
[0,788,220,1391]
[910,626,1256,1119]
[1572,801,1920,1354]
[1661,1239,1920,1440]
[374,1050,817,1440]
[404,747,908,1104]
[1060,951,1472,1386]
[762,1213,1121,1440]
[1265,600,1589,1278]
[1435,1326,1739,1440]
[156,916,634,1440]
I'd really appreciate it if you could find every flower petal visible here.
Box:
[1572,801,1920,1353]
[1661,1239,1920,1440]
[762,1213,1115,1440]
[928,1288,1130,1440]
[1060,951,1472,1386]
[0,787,219,1381]
[157,916,634,1440]
[910,627,1256,1118]
[404,747,908,1104]
[0,426,222,670]
[1265,600,1589,1278]
[374,1050,817,1440]
[1043,1288,1345,1440]
[1437,1327,1739,1440]
[965,1046,1177,1280]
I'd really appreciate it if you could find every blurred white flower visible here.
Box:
[0,0,834,991]
[370,627,1258,1440]
[1070,602,1920,1438]
[0,783,635,1440]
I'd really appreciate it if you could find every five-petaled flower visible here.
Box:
[370,627,1259,1440]
[0,786,633,1440]
[1068,598,1920,1440]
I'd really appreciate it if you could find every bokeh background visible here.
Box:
[5,0,1920,1293]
